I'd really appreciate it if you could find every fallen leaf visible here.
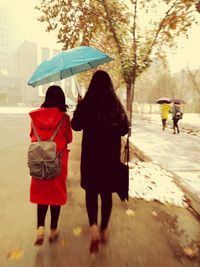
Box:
[125,209,135,216]
[73,227,82,237]
[164,203,171,208]
[60,239,68,246]
[183,247,198,259]
[151,211,157,216]
[7,248,24,260]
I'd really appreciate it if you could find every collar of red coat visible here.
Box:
[29,107,65,130]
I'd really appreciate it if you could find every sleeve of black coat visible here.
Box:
[118,103,129,136]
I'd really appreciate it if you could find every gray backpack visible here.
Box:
[27,114,66,180]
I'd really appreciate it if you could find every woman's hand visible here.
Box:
[77,95,82,103]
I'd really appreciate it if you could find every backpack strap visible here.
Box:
[31,114,66,142]
[50,114,66,141]
[32,122,41,142]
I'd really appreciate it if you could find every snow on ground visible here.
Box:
[129,161,187,207]
[0,107,35,114]
[0,106,75,115]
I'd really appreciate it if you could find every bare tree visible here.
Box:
[185,67,200,94]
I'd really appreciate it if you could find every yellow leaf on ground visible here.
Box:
[125,209,135,216]
[73,227,82,237]
[164,203,171,208]
[151,211,157,217]
[7,248,24,260]
[183,247,198,259]
[60,239,68,246]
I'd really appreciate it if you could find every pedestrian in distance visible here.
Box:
[71,70,129,254]
[28,85,72,245]
[160,103,171,130]
[171,102,183,134]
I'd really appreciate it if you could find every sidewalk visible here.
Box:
[0,114,200,266]
[139,113,200,133]
[130,115,200,213]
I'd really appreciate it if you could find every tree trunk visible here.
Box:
[126,83,132,113]
[126,78,136,136]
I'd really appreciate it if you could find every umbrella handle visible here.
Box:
[72,76,81,98]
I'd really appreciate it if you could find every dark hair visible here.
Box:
[72,70,128,131]
[41,85,67,112]
[77,70,128,128]
[83,70,118,106]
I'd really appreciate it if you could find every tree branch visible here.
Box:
[143,0,179,62]
[100,0,127,82]
[186,67,200,94]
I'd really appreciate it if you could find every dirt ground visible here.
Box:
[0,114,200,267]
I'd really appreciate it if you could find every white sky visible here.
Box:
[0,0,200,72]
[0,0,62,49]
[168,23,200,72]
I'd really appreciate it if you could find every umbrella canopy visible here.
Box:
[28,46,113,87]
[156,97,172,104]
[172,98,186,104]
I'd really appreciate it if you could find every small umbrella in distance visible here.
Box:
[172,98,186,104]
[156,97,172,104]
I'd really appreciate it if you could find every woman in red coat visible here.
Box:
[29,85,72,245]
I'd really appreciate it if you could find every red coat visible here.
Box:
[29,107,72,205]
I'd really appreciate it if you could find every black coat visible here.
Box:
[71,98,129,192]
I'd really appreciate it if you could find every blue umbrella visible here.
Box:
[27,46,113,88]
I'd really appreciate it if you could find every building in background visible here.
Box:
[14,40,38,105]
[0,8,20,105]
[14,41,76,106]
[0,8,12,75]
[0,8,77,107]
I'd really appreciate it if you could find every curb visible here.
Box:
[125,138,200,215]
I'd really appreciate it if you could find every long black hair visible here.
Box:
[41,85,67,112]
[79,70,127,126]
[82,70,119,108]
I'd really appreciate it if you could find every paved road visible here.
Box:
[131,117,200,205]
[0,113,200,267]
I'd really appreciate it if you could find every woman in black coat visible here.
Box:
[71,70,129,253]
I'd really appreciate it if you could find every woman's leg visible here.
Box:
[35,204,48,245]
[85,190,98,226]
[100,192,112,230]
[176,120,180,133]
[173,119,176,134]
[85,190,100,252]
[50,205,61,229]
[162,119,166,130]
[174,119,179,134]
[49,205,61,242]
[162,119,165,129]
[99,192,112,243]
[37,204,48,228]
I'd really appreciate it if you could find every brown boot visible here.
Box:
[89,224,100,253]
[34,226,45,246]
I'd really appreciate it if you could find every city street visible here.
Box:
[0,113,200,267]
